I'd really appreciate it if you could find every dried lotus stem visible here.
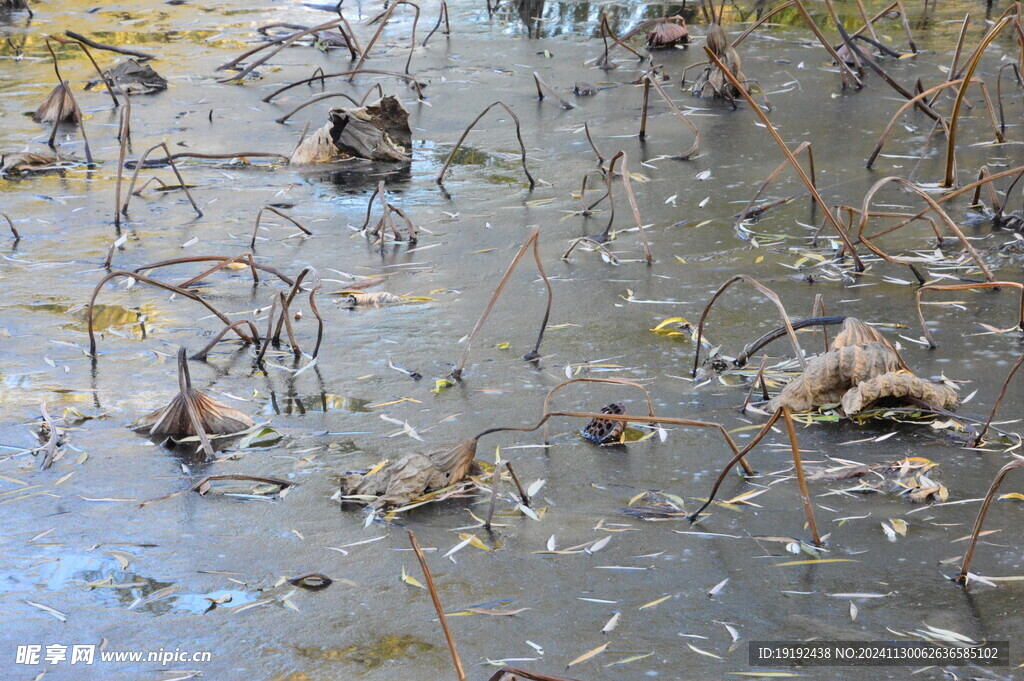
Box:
[451,226,551,378]
[692,275,807,377]
[354,1,420,77]
[533,72,574,110]
[956,457,1024,584]
[262,70,426,102]
[251,206,313,248]
[192,320,263,361]
[407,529,467,681]
[782,405,820,545]
[422,0,450,47]
[121,142,203,220]
[476,377,755,476]
[915,282,1024,349]
[856,177,994,283]
[736,141,815,226]
[973,353,1024,447]
[87,271,253,355]
[703,46,863,269]
[2,213,19,241]
[436,101,535,189]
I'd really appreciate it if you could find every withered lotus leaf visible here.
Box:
[290,96,412,164]
[647,20,689,48]
[132,348,254,437]
[1,151,63,175]
[768,342,901,412]
[133,390,255,437]
[341,438,478,509]
[32,84,81,124]
[691,24,748,99]
[841,371,960,414]
[88,59,168,95]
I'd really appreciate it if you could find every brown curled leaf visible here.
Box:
[768,342,900,412]
[841,371,959,414]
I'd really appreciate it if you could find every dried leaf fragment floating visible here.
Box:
[340,438,479,509]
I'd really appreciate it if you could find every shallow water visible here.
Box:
[1,0,1024,679]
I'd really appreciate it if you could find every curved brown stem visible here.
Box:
[704,46,863,270]
[192,320,263,360]
[407,529,467,681]
[175,252,260,288]
[133,256,295,286]
[452,226,546,379]
[733,316,847,368]
[782,405,821,546]
[691,274,807,377]
[736,141,814,225]
[52,36,120,108]
[856,177,994,282]
[277,266,324,359]
[792,0,863,88]
[642,76,701,160]
[731,1,796,46]
[251,206,313,248]
[480,377,754,475]
[353,1,420,78]
[122,142,203,220]
[607,151,654,263]
[943,17,1013,187]
[126,151,291,167]
[274,91,361,124]
[688,409,782,520]
[262,70,426,102]
[956,458,1024,584]
[422,1,450,47]
[88,271,253,355]
[533,72,574,110]
[915,282,1024,348]
[217,19,344,82]
[65,30,155,60]
[996,63,1024,134]
[435,101,535,188]
[2,213,19,241]
[974,353,1024,447]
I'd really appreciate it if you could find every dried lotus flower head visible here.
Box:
[132,348,254,457]
[581,403,627,444]
[32,83,82,124]
[647,19,689,48]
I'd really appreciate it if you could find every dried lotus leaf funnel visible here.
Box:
[647,19,689,48]
[32,83,82,124]
[133,348,254,447]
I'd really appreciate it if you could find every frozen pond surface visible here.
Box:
[1,0,1024,679]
